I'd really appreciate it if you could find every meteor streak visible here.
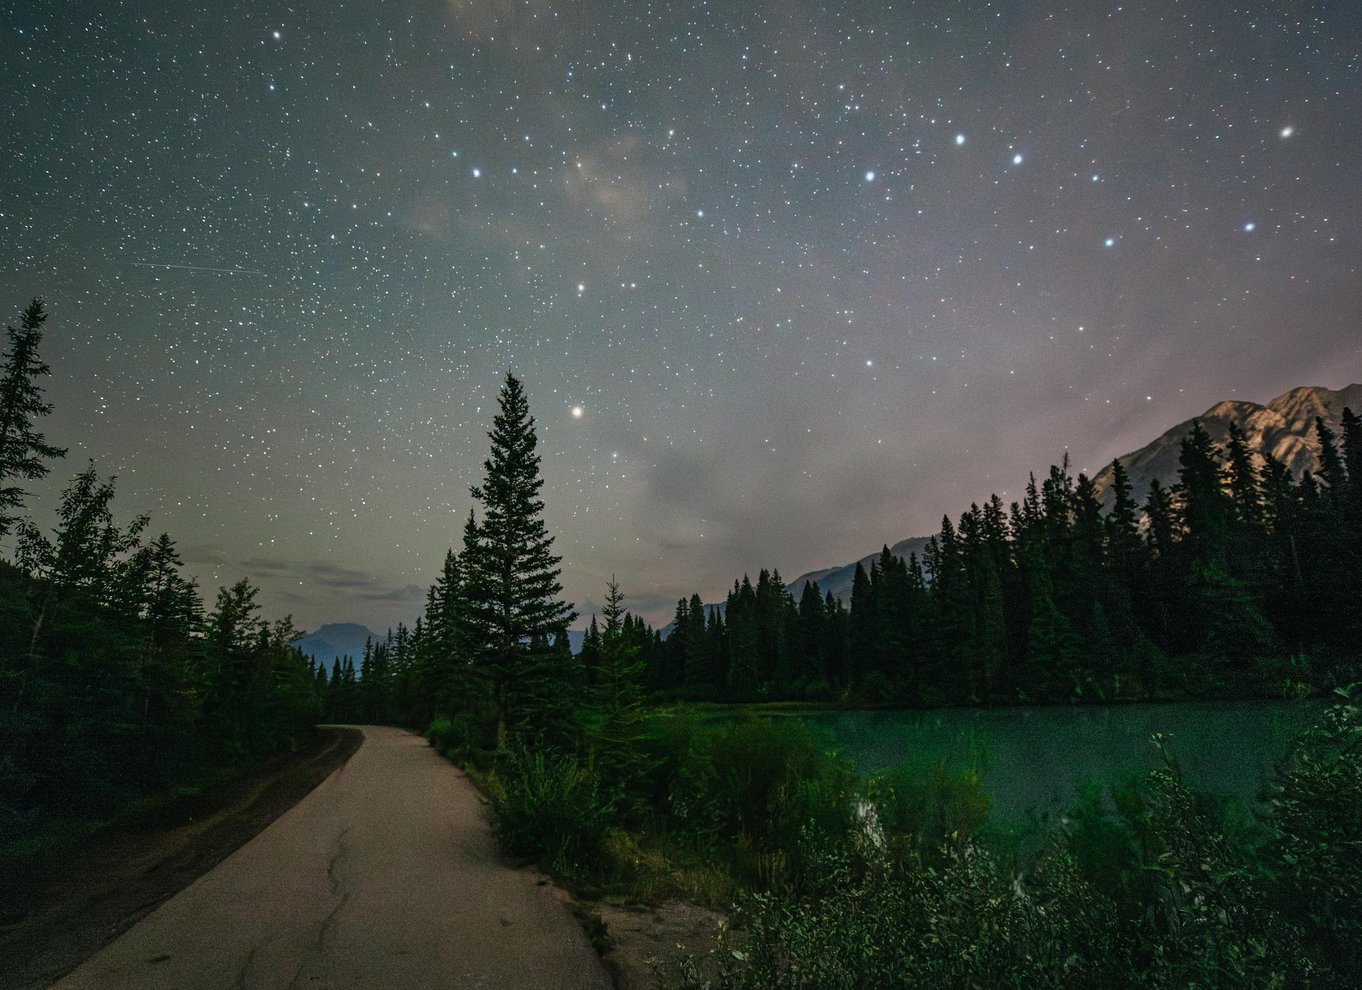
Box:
[133,262,265,275]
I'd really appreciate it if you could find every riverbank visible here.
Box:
[445,690,1358,988]
[0,726,362,990]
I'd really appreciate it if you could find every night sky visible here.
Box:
[2,1,1358,630]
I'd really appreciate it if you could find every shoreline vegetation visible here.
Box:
[3,304,1360,986]
[425,691,1359,988]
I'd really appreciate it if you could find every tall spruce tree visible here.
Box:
[466,373,578,744]
[0,299,66,537]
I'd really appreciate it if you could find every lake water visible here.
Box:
[798,699,1326,824]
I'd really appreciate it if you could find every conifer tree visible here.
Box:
[1315,417,1347,500]
[681,592,710,693]
[0,299,66,538]
[597,577,644,711]
[1176,421,1230,562]
[1223,422,1264,528]
[465,373,577,744]
[1340,408,1362,494]
[1105,459,1142,581]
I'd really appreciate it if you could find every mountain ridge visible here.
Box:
[292,622,381,667]
[782,383,1361,604]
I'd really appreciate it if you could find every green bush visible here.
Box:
[485,736,614,874]
[424,713,486,760]
[674,839,1125,989]
[1267,686,1362,985]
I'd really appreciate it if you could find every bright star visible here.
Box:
[472,167,481,178]
[1104,237,1115,247]
[576,283,585,293]
[864,170,876,182]
[1244,222,1256,232]
[1280,126,1294,139]
[955,134,966,146]
[272,30,281,40]
[571,406,584,419]
[1012,153,1024,166]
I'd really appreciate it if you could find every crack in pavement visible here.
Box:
[230,942,261,990]
[325,827,351,897]
[282,826,353,989]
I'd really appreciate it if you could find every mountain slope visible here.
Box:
[783,383,1360,603]
[292,622,380,666]
[782,535,934,603]
[1091,383,1362,505]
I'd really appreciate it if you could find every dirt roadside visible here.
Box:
[0,726,362,990]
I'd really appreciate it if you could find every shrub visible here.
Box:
[485,736,613,874]
[424,713,485,760]
[424,715,456,752]
[673,838,1125,989]
[1267,686,1362,985]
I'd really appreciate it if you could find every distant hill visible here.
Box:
[293,622,380,667]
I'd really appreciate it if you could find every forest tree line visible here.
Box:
[0,299,326,886]
[337,410,1361,727]
[653,416,1362,704]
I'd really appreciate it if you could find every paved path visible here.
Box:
[54,726,612,990]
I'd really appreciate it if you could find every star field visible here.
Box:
[2,1,1359,627]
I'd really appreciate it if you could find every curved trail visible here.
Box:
[54,726,611,990]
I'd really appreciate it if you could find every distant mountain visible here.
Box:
[659,535,934,638]
[783,383,1361,604]
[1091,383,1362,505]
[784,535,935,604]
[566,628,585,654]
[293,622,380,667]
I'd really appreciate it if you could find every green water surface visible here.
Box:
[799,699,1325,823]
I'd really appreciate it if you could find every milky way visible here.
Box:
[2,1,1358,628]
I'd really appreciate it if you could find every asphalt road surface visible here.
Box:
[53,726,613,990]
